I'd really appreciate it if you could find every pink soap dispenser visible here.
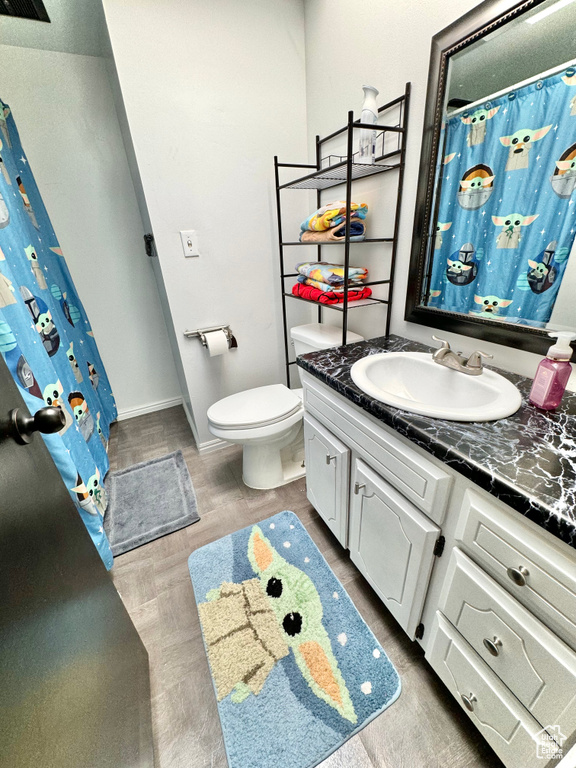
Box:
[529,331,576,410]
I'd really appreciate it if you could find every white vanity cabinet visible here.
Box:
[348,459,440,639]
[302,372,450,639]
[301,370,576,768]
[303,414,350,546]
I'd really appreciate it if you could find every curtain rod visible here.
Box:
[447,55,576,118]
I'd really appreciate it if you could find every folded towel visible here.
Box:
[295,261,368,286]
[292,282,372,305]
[300,201,368,232]
[299,219,366,243]
[297,276,363,292]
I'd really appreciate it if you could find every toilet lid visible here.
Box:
[207,384,302,429]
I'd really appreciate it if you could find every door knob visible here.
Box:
[3,407,66,444]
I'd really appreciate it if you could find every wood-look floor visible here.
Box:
[108,406,502,768]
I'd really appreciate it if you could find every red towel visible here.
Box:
[292,282,372,305]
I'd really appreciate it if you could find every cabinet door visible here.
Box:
[349,459,440,639]
[304,414,350,547]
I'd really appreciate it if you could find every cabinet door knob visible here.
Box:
[507,566,529,587]
[482,636,502,657]
[325,454,336,465]
[354,482,366,495]
[461,693,477,712]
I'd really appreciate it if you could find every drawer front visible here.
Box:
[303,376,452,523]
[426,612,561,768]
[348,459,440,639]
[303,414,350,547]
[455,489,576,651]
[440,548,576,732]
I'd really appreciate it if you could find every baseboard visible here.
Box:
[116,397,183,421]
[197,437,228,454]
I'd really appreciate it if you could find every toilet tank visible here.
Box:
[290,324,364,384]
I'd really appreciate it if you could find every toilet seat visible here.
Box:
[207,384,302,431]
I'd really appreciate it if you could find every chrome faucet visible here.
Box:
[431,336,493,376]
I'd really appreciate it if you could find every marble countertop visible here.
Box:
[297,334,576,549]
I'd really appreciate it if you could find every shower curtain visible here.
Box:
[0,99,116,569]
[428,67,576,326]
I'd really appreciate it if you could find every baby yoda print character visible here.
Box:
[96,412,108,450]
[527,241,557,294]
[71,471,104,516]
[16,176,39,229]
[43,380,73,434]
[551,144,576,198]
[87,361,99,390]
[435,222,451,250]
[67,342,83,383]
[461,106,500,146]
[25,245,47,290]
[471,294,513,317]
[446,242,478,286]
[19,286,60,356]
[492,213,538,249]
[499,125,552,171]
[457,165,495,210]
[198,525,357,723]
[68,390,94,442]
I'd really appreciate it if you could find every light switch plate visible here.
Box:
[180,230,199,257]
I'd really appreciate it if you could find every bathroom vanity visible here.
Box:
[298,335,576,768]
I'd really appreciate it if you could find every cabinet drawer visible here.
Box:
[303,414,350,547]
[440,548,576,733]
[426,612,561,768]
[303,375,452,523]
[348,459,440,639]
[455,489,576,651]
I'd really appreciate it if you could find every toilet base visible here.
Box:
[242,427,305,490]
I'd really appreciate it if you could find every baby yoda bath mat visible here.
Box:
[188,510,401,768]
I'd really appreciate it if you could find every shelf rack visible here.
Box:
[274,83,411,387]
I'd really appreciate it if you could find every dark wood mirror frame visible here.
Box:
[404,0,570,358]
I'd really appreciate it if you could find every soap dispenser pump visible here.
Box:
[529,331,576,410]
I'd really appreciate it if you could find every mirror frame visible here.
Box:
[404,0,566,357]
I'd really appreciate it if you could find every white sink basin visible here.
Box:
[350,352,522,422]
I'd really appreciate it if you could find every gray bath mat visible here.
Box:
[104,450,199,556]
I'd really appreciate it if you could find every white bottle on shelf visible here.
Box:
[358,85,379,164]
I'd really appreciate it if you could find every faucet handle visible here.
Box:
[466,349,493,371]
[432,335,451,351]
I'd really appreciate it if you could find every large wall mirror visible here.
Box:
[406,0,576,358]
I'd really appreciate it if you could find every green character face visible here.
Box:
[73,403,86,422]
[36,311,54,333]
[248,526,357,723]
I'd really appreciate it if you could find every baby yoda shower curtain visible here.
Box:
[0,99,116,569]
[428,67,576,325]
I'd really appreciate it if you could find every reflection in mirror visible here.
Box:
[409,0,576,350]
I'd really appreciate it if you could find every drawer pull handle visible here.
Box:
[354,482,366,495]
[483,637,502,657]
[325,454,336,465]
[461,693,477,712]
[507,566,529,587]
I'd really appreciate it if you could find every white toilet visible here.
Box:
[206,324,364,489]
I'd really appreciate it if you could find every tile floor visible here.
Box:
[108,406,502,768]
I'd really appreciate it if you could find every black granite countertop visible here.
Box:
[297,334,576,549]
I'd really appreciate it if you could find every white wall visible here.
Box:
[0,45,182,417]
[102,0,310,447]
[303,0,562,383]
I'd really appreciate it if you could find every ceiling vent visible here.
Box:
[0,0,50,22]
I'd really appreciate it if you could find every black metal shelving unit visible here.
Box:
[274,83,411,387]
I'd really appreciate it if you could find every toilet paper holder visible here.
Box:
[183,325,238,349]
